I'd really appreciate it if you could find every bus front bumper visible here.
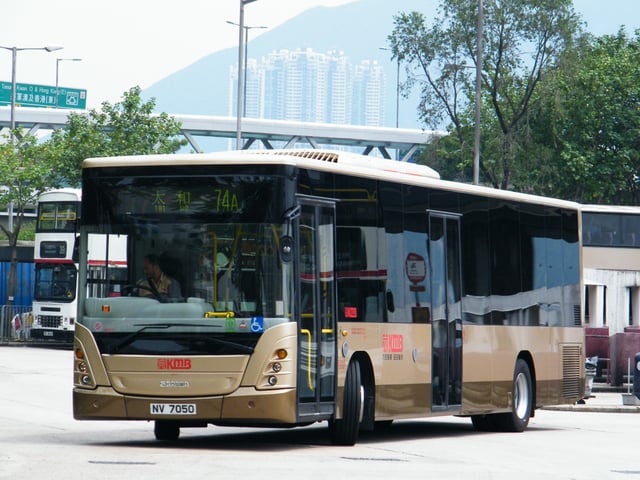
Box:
[73,386,298,424]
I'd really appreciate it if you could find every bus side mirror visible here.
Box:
[73,235,80,263]
[386,290,395,313]
[280,236,294,263]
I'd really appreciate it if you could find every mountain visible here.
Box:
[144,0,637,132]
[144,0,433,130]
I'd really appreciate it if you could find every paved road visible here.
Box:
[2,345,639,480]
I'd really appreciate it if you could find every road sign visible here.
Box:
[0,81,87,110]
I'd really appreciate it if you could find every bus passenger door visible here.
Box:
[296,198,337,420]
[429,213,463,410]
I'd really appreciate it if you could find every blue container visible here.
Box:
[0,262,35,307]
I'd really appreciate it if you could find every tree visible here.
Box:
[0,133,64,308]
[539,29,640,203]
[388,0,581,189]
[48,86,187,186]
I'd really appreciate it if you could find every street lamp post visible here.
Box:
[227,21,267,117]
[0,45,63,135]
[473,0,483,185]
[0,45,62,233]
[55,57,82,108]
[233,0,258,150]
[441,1,482,185]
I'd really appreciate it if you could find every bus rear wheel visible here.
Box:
[154,421,180,441]
[471,359,532,432]
[329,360,363,446]
[495,359,533,432]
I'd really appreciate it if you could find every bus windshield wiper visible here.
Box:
[108,323,254,354]
[109,323,175,353]
[198,335,255,354]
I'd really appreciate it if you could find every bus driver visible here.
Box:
[138,254,182,299]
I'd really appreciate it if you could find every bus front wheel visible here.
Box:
[154,421,180,441]
[329,360,363,446]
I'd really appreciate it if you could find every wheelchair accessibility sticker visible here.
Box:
[250,317,264,332]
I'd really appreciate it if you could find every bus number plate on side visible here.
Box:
[150,403,197,415]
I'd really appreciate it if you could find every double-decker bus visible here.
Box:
[31,189,82,341]
[73,149,584,445]
[32,189,127,342]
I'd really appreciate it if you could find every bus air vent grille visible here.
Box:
[561,344,583,399]
[573,304,582,326]
[267,150,339,163]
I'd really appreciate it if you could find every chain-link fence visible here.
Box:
[0,305,33,342]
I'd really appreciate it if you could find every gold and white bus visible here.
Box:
[73,149,585,445]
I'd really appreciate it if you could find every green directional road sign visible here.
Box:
[0,81,87,109]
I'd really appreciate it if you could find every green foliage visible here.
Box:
[547,30,640,203]
[389,0,581,190]
[0,134,63,245]
[18,221,35,242]
[48,86,187,186]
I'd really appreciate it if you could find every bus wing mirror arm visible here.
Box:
[283,205,301,221]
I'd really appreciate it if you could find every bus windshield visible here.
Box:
[35,263,77,301]
[78,170,294,354]
[37,201,79,232]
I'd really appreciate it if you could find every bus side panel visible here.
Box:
[462,325,584,414]
[337,322,432,420]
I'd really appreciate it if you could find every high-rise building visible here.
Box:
[352,59,385,127]
[325,50,350,125]
[229,48,385,127]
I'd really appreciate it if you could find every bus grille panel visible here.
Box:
[39,315,62,328]
[561,344,583,399]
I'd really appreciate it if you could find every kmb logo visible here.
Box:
[157,358,192,370]
[382,334,403,353]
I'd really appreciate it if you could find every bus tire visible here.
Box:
[154,421,180,441]
[495,359,533,432]
[470,414,496,431]
[329,360,362,446]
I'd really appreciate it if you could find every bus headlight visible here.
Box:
[267,375,278,386]
[74,347,94,388]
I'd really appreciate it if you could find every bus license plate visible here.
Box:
[43,331,53,337]
[150,403,197,415]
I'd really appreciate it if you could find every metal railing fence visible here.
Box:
[0,305,33,341]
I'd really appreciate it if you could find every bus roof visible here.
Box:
[581,204,640,214]
[83,149,580,211]
[38,188,82,202]
[83,149,440,178]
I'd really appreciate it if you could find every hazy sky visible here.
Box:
[2,0,355,108]
[3,0,638,110]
